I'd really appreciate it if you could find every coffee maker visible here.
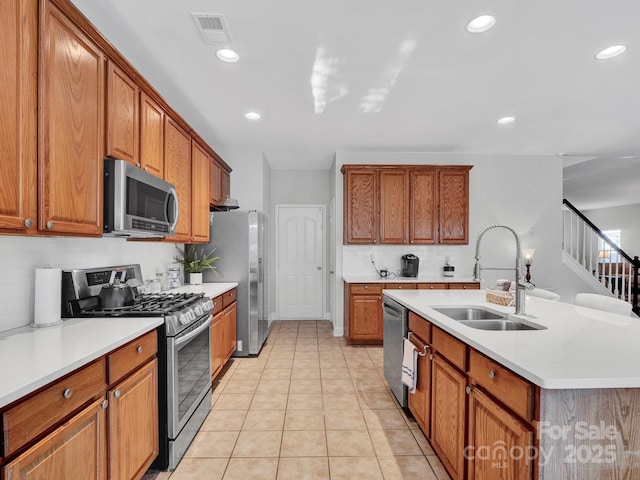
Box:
[401,254,419,277]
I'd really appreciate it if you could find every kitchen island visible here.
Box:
[384,289,640,480]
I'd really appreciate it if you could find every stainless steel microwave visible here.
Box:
[103,158,179,238]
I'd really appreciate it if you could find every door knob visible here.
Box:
[317,266,322,270]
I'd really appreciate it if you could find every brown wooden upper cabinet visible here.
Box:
[139,92,165,178]
[0,0,37,234]
[163,117,191,242]
[106,61,139,165]
[191,140,211,243]
[39,0,105,236]
[210,155,232,208]
[342,165,472,245]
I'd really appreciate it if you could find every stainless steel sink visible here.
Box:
[432,306,547,331]
[433,307,505,321]
[458,319,540,331]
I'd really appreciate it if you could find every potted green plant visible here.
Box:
[174,245,220,285]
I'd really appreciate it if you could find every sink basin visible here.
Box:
[433,307,505,321]
[458,319,540,331]
[432,306,547,331]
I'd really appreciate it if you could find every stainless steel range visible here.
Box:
[61,264,213,471]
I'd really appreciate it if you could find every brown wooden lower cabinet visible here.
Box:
[211,289,237,380]
[467,386,534,480]
[1,331,159,480]
[431,354,467,480]
[3,398,107,480]
[108,359,158,480]
[407,312,537,480]
[344,281,479,343]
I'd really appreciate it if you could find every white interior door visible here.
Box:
[276,205,325,319]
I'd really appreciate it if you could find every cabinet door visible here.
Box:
[221,168,231,201]
[140,92,164,178]
[211,312,224,378]
[408,348,431,436]
[0,0,37,233]
[163,117,191,242]
[108,359,158,480]
[106,62,139,165]
[438,169,469,244]
[431,355,467,480]
[191,141,211,243]
[379,170,408,244]
[343,169,378,244]
[39,1,104,236]
[222,303,237,360]
[349,294,383,341]
[210,159,222,206]
[3,398,107,480]
[409,169,437,244]
[467,386,533,480]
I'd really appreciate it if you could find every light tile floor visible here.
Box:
[155,320,451,480]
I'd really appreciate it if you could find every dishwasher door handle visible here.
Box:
[383,302,403,317]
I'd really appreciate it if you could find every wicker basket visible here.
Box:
[486,288,515,307]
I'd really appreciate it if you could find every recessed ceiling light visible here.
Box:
[467,15,496,33]
[244,112,261,120]
[497,116,515,124]
[595,45,627,60]
[216,48,239,63]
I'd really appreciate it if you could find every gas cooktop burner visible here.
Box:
[78,292,206,317]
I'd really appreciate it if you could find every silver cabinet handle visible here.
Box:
[63,388,72,399]
[489,370,496,379]
[466,386,473,395]
[46,221,54,229]
[101,399,109,409]
[136,346,143,354]
[114,390,121,399]
[429,353,433,360]
[364,285,368,289]
[24,219,33,228]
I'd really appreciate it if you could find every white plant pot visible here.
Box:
[189,272,203,285]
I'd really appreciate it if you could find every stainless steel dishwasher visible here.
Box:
[383,296,408,408]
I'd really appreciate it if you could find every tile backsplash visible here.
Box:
[343,245,469,278]
[0,236,177,332]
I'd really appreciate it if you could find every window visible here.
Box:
[598,229,622,263]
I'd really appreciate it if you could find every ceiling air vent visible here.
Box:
[191,13,232,46]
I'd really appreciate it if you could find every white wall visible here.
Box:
[582,203,640,258]
[332,152,565,336]
[0,236,176,333]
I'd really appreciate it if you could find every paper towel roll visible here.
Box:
[33,268,63,327]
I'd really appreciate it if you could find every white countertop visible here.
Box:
[343,274,478,283]
[167,282,237,298]
[0,317,163,409]
[383,289,640,390]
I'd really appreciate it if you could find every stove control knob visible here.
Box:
[205,299,214,310]
[179,312,190,325]
[194,305,203,316]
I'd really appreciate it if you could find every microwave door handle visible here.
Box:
[167,187,179,234]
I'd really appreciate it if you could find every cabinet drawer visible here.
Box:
[107,330,157,385]
[384,283,417,290]
[432,327,467,372]
[469,350,534,421]
[408,311,431,343]
[222,288,236,308]
[447,282,480,290]
[350,283,383,295]
[3,358,106,456]
[417,283,447,290]
[212,294,224,316]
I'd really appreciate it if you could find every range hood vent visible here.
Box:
[191,13,232,46]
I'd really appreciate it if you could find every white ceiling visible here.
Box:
[70,0,640,208]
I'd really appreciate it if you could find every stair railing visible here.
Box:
[563,199,639,314]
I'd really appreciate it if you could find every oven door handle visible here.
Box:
[175,315,212,347]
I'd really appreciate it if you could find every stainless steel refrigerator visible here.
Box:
[195,210,268,356]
